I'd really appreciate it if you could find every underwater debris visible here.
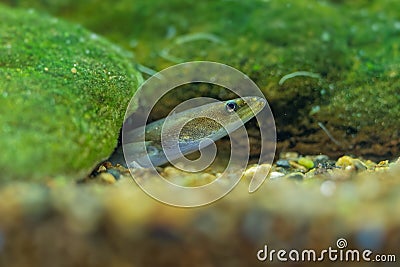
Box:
[159,33,226,63]
[174,32,226,45]
[136,64,158,76]
[278,71,321,85]
[159,48,183,63]
[317,122,342,147]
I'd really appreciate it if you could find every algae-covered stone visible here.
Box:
[0,5,142,181]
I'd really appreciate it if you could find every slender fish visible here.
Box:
[116,96,266,168]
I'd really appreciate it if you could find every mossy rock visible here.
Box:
[0,5,142,181]
[1,0,399,160]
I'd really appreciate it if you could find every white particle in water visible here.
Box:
[321,31,331,42]
[320,180,336,197]
[90,33,99,40]
[371,23,379,32]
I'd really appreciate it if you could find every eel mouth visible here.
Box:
[236,96,267,123]
[244,96,267,113]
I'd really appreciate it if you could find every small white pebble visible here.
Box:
[345,165,353,171]
[269,171,285,179]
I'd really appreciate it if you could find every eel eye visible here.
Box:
[225,101,238,113]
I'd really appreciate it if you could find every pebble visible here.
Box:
[98,173,116,184]
[377,160,389,167]
[315,160,336,169]
[93,152,390,189]
[336,156,367,171]
[106,169,121,180]
[276,159,290,168]
[285,172,305,180]
[314,154,330,165]
[97,165,107,172]
[298,157,314,169]
[353,159,367,171]
[161,166,217,186]
[242,164,272,181]
[269,171,285,179]
[312,165,331,176]
[289,161,307,172]
[305,168,317,178]
[336,156,354,168]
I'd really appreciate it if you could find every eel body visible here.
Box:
[120,96,266,168]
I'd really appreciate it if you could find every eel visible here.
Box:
[111,96,266,168]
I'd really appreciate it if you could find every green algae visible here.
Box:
[1,0,399,159]
[0,5,142,181]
